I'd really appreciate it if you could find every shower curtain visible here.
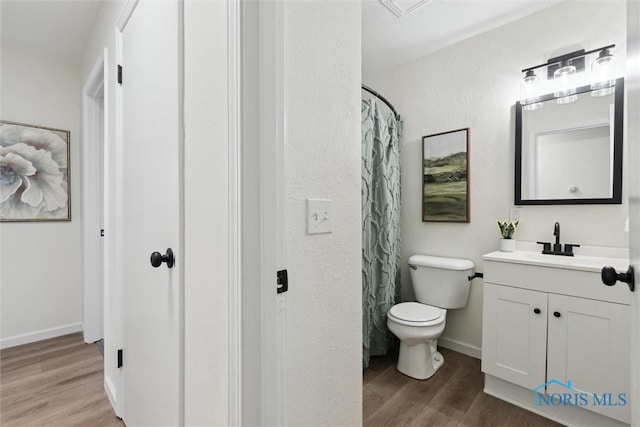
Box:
[362,99,402,368]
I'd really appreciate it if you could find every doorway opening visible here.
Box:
[82,58,106,345]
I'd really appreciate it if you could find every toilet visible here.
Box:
[387,254,474,380]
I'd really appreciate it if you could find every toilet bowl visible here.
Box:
[387,302,447,379]
[387,254,473,380]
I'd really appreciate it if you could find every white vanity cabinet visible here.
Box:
[482,284,547,390]
[482,250,631,426]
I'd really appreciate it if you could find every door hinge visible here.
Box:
[277,269,288,294]
[117,64,123,85]
[117,349,123,368]
[100,229,104,237]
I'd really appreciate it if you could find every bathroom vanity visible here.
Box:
[482,245,631,426]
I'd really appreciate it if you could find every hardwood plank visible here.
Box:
[459,391,518,427]
[1,333,83,362]
[364,346,564,427]
[366,357,460,426]
[0,333,122,427]
[364,346,397,386]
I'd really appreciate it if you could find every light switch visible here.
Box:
[307,199,332,234]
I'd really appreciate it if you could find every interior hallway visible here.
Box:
[1,333,123,426]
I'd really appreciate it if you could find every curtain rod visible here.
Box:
[361,84,400,120]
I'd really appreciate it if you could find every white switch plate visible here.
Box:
[307,199,332,234]
[510,207,522,223]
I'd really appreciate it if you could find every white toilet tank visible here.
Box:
[408,255,474,309]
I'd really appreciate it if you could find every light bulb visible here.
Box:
[521,70,543,110]
[591,49,615,97]
[554,60,577,104]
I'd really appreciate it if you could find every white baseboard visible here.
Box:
[0,322,83,349]
[438,337,482,359]
[105,375,120,417]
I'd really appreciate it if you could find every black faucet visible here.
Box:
[553,222,561,253]
[537,222,580,257]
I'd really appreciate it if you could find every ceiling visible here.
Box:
[2,0,561,69]
[1,0,103,62]
[363,0,562,74]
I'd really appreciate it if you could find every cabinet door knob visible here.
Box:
[553,311,561,318]
[533,308,541,314]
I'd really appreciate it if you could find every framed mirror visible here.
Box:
[515,78,624,205]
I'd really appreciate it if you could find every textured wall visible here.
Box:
[1,41,83,344]
[365,1,628,350]
[285,1,363,425]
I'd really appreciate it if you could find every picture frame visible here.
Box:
[422,128,469,223]
[0,120,71,222]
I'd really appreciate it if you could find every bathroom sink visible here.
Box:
[483,247,628,273]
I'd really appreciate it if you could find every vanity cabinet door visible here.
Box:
[547,294,630,424]
[482,283,548,389]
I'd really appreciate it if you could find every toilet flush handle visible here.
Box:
[409,264,418,270]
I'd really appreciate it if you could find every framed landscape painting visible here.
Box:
[0,121,71,222]
[422,128,469,223]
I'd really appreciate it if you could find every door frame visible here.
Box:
[82,53,107,345]
[239,1,287,424]
[626,0,640,424]
[228,0,241,424]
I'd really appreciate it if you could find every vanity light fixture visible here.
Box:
[554,60,578,104]
[520,44,616,107]
[591,48,616,97]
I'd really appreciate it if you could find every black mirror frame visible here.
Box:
[515,77,624,205]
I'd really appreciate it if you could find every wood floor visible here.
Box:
[2,333,562,426]
[1,333,124,427]
[364,346,563,427]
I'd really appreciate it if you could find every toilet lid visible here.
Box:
[388,302,441,323]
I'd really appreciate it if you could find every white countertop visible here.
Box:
[483,242,629,273]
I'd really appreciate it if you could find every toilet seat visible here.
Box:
[387,302,445,327]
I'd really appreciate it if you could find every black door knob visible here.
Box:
[150,248,175,268]
[553,311,561,318]
[601,265,635,292]
[534,308,541,314]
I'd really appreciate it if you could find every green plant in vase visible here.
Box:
[497,220,519,251]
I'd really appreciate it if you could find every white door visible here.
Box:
[120,1,182,425]
[547,294,630,423]
[481,283,548,389]
[626,2,640,425]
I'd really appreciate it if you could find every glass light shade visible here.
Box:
[554,62,577,105]
[556,94,578,104]
[523,102,543,111]
[591,49,615,96]
[521,70,543,110]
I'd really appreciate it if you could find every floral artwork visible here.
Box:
[0,121,71,221]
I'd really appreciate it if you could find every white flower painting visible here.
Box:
[0,121,70,221]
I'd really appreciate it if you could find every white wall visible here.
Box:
[285,1,363,425]
[0,40,83,347]
[364,2,628,350]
